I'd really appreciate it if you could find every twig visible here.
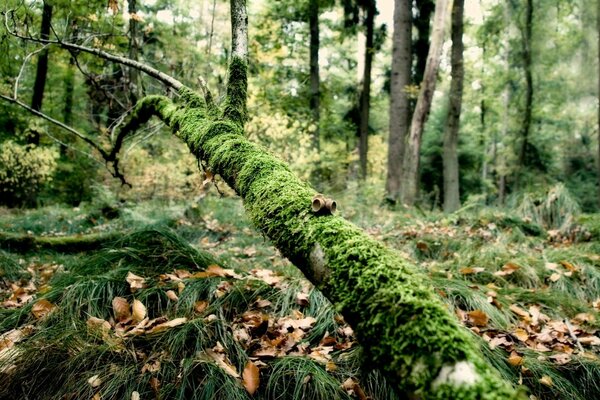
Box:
[14,46,48,99]
[564,318,585,353]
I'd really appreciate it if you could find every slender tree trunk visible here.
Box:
[309,0,320,150]
[385,0,411,202]
[29,1,53,146]
[358,1,375,179]
[128,0,141,104]
[519,0,533,169]
[401,0,451,206]
[442,0,464,213]
[413,0,435,86]
[597,0,600,208]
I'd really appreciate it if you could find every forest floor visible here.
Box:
[1,190,600,400]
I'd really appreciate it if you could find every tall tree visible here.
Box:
[518,0,533,170]
[128,0,142,104]
[358,0,376,179]
[385,0,411,202]
[442,0,464,212]
[29,1,53,146]
[401,0,451,205]
[309,0,320,150]
[597,0,600,207]
[413,0,435,86]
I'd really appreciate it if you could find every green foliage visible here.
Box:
[0,141,58,207]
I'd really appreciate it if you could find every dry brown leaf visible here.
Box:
[549,353,571,365]
[326,361,337,372]
[88,374,102,388]
[31,299,56,319]
[87,317,112,336]
[147,317,187,334]
[509,304,530,319]
[539,375,553,387]
[494,262,520,276]
[195,300,209,314]
[253,299,272,308]
[242,361,260,395]
[165,290,179,302]
[131,299,147,323]
[507,352,523,366]
[296,292,310,307]
[141,359,161,374]
[112,297,130,321]
[549,273,562,282]
[467,310,489,327]
[459,267,485,275]
[578,335,600,346]
[513,328,529,342]
[206,348,240,378]
[131,391,140,400]
[560,260,577,272]
[126,272,146,292]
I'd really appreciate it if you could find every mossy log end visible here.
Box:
[118,64,521,399]
[0,231,120,253]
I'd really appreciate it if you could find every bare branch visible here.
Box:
[5,10,185,91]
[14,46,48,99]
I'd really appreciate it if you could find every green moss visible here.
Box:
[222,56,248,127]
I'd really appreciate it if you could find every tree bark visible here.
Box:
[128,0,141,104]
[29,1,53,146]
[385,0,411,202]
[597,0,600,208]
[518,0,533,170]
[309,0,320,150]
[413,0,435,86]
[401,0,451,206]
[442,0,464,213]
[358,1,375,179]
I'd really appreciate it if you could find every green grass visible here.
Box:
[1,195,600,399]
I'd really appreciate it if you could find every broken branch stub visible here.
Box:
[311,195,337,215]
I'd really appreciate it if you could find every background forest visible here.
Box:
[2,1,600,400]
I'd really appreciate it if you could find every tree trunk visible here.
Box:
[128,0,141,104]
[413,0,435,86]
[442,0,464,213]
[401,0,451,206]
[29,1,53,146]
[358,1,375,180]
[385,0,411,202]
[518,0,533,170]
[309,0,320,150]
[597,0,600,208]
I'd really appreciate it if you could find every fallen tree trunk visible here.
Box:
[0,231,120,253]
[109,6,519,397]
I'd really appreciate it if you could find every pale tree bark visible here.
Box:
[358,1,376,179]
[401,0,452,206]
[442,0,464,213]
[518,0,533,171]
[597,0,600,208]
[29,1,53,146]
[2,0,520,397]
[385,0,411,202]
[309,0,320,150]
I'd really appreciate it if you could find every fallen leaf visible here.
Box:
[494,262,520,276]
[31,299,56,319]
[509,304,530,319]
[539,375,553,387]
[126,272,146,292]
[467,310,489,327]
[296,292,309,307]
[459,267,485,275]
[131,391,140,400]
[242,361,260,395]
[206,348,239,378]
[195,300,209,314]
[578,336,600,346]
[131,300,146,322]
[166,290,179,302]
[508,352,523,366]
[146,317,187,334]
[549,353,571,365]
[513,328,529,342]
[112,297,131,321]
[88,374,102,388]
[549,273,561,282]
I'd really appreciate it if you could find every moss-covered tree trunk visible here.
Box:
[109,1,520,398]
